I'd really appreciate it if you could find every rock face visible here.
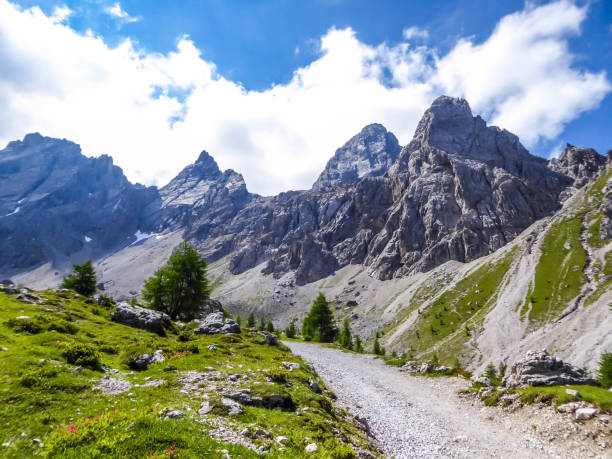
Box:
[1,96,606,293]
[502,349,598,387]
[549,145,607,188]
[312,123,401,190]
[193,311,240,335]
[110,302,171,335]
[0,133,157,275]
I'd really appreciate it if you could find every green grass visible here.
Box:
[398,248,517,364]
[522,214,587,326]
[0,289,376,458]
[518,385,612,411]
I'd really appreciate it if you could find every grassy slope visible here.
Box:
[388,248,517,365]
[521,214,587,326]
[0,290,375,458]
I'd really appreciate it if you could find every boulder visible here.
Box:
[132,350,165,370]
[221,398,244,416]
[261,331,278,345]
[502,349,598,387]
[110,302,170,335]
[193,311,241,335]
[575,408,597,420]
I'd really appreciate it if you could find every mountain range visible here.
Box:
[1,96,610,373]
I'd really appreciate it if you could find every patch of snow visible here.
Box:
[4,206,20,217]
[155,234,166,240]
[129,230,155,246]
[84,236,92,243]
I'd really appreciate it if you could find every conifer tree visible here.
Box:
[302,293,337,342]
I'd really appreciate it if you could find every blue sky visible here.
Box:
[1,0,611,194]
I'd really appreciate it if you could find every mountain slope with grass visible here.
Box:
[0,287,377,458]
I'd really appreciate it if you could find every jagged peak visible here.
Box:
[312,122,401,190]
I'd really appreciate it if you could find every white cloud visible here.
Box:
[51,4,72,23]
[402,26,428,40]
[104,2,139,23]
[0,0,609,196]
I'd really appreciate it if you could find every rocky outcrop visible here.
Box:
[131,350,165,370]
[110,302,171,335]
[549,145,606,188]
[312,123,401,190]
[502,349,598,387]
[193,311,240,335]
[0,133,158,276]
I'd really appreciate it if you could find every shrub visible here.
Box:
[338,318,352,350]
[353,336,363,353]
[485,362,497,380]
[5,317,43,334]
[20,366,58,388]
[266,369,289,383]
[302,293,337,343]
[247,313,256,328]
[598,352,612,388]
[47,319,79,335]
[430,354,439,367]
[498,361,507,379]
[178,330,192,342]
[285,322,296,338]
[62,343,100,369]
[96,294,116,308]
[372,336,385,356]
[99,344,119,355]
[141,240,211,320]
[266,320,274,333]
[61,260,97,296]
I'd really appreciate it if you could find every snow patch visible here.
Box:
[129,230,155,246]
[4,206,20,217]
[84,236,92,243]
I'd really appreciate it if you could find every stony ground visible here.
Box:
[287,341,610,459]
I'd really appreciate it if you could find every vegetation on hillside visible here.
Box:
[0,288,377,458]
[60,260,97,297]
[142,240,211,320]
[302,293,337,343]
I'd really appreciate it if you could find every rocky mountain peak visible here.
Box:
[548,144,606,188]
[312,123,401,190]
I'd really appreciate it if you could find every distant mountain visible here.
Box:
[0,96,607,292]
[0,133,157,274]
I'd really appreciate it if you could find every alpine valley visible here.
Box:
[1,96,611,375]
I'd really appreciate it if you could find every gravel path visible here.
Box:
[287,341,570,459]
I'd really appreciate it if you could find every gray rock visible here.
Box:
[198,401,214,415]
[557,402,581,413]
[261,331,278,345]
[132,350,165,370]
[502,349,597,387]
[575,408,597,420]
[282,361,300,371]
[95,376,131,395]
[305,443,318,453]
[221,398,244,415]
[193,310,241,335]
[163,410,186,420]
[309,380,321,393]
[565,388,581,397]
[110,302,170,335]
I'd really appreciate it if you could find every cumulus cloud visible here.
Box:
[0,0,609,195]
[105,2,140,23]
[402,26,429,40]
[51,4,72,23]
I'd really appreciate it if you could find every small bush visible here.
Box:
[484,362,497,380]
[62,343,100,369]
[47,319,79,335]
[178,330,192,342]
[521,391,537,405]
[5,317,43,334]
[598,352,612,388]
[266,369,289,383]
[99,344,119,355]
[20,366,58,388]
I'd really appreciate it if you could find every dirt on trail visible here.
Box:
[286,341,607,459]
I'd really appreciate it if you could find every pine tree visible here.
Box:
[302,293,337,342]
[142,241,211,320]
[338,318,352,350]
[498,361,506,379]
[353,336,363,353]
[258,317,266,331]
[266,320,274,333]
[485,362,497,380]
[61,260,97,296]
[247,313,256,328]
[373,336,382,355]
[598,352,612,388]
[285,322,296,338]
[236,315,242,326]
